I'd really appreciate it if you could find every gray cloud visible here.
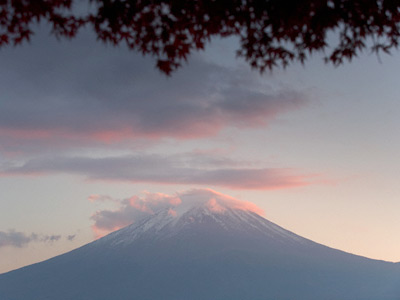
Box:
[90,191,181,235]
[91,201,144,233]
[1,153,312,190]
[0,28,307,154]
[0,230,32,248]
[0,230,62,248]
[42,235,62,242]
[67,235,76,241]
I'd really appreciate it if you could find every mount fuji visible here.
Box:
[0,189,399,300]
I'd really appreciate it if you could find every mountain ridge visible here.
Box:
[1,191,399,300]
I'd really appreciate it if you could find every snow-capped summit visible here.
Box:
[0,189,399,300]
[99,198,307,249]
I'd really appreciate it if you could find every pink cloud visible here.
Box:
[88,194,115,203]
[206,198,226,213]
[0,154,317,190]
[168,208,178,217]
[193,189,265,216]
[0,127,228,156]
[127,193,182,213]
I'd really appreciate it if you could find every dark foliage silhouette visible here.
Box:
[1,0,399,74]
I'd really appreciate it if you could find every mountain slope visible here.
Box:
[0,195,399,300]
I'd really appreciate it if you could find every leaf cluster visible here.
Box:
[1,0,399,74]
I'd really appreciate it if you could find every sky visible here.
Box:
[1,23,400,274]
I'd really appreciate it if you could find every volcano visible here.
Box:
[0,190,399,300]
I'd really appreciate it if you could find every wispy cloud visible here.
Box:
[1,153,315,190]
[0,230,62,248]
[90,188,264,238]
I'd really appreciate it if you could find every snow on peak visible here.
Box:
[91,188,265,238]
[98,191,306,248]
